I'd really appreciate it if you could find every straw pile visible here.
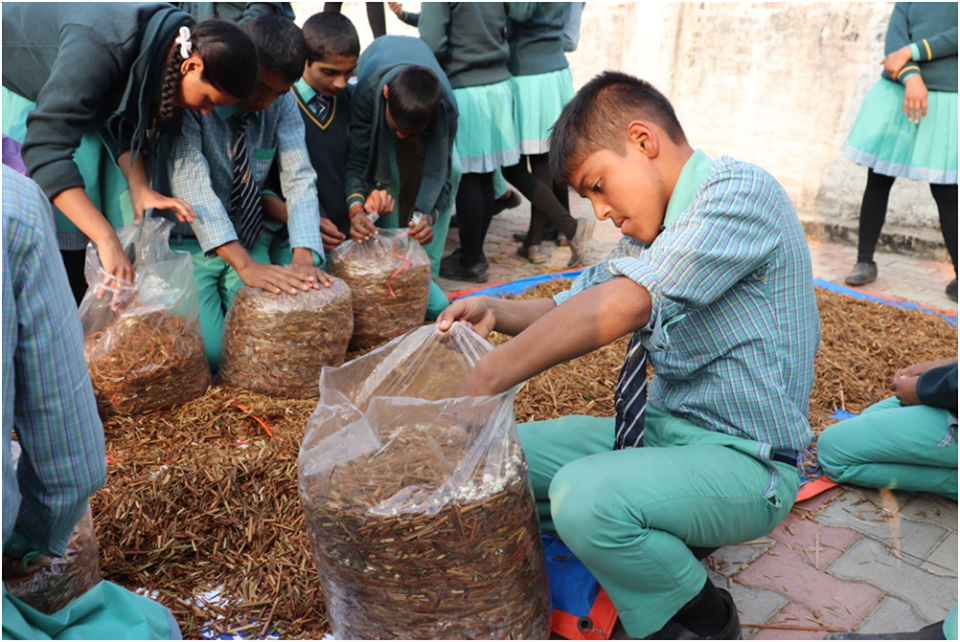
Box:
[89,282,956,638]
[303,423,549,640]
[85,311,210,416]
[220,281,354,399]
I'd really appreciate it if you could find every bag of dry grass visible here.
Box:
[326,229,431,352]
[220,279,354,399]
[3,443,101,615]
[298,323,550,640]
[79,218,210,416]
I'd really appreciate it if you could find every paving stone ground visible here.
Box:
[437,193,958,639]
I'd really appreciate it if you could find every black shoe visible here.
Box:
[648,589,742,640]
[493,189,522,215]
[845,261,878,286]
[441,249,488,272]
[946,278,958,302]
[826,621,946,640]
[439,259,488,283]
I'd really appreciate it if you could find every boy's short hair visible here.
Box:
[303,12,361,63]
[550,71,687,185]
[386,66,443,132]
[245,15,306,83]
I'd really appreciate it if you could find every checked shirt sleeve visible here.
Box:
[168,111,239,255]
[274,95,324,258]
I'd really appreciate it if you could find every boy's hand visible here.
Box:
[236,261,316,296]
[902,75,928,124]
[436,296,497,338]
[882,45,913,80]
[365,189,395,215]
[408,214,433,245]
[320,217,346,251]
[133,187,195,225]
[388,2,404,17]
[290,247,334,288]
[349,206,378,241]
[891,374,922,406]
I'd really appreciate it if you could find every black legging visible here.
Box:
[323,2,386,38]
[60,249,88,306]
[502,154,577,245]
[455,172,495,268]
[857,169,958,272]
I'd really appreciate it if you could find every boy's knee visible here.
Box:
[549,460,616,551]
[816,426,849,477]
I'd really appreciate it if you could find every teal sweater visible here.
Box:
[419,2,535,89]
[345,36,458,219]
[507,2,570,76]
[2,3,190,201]
[883,2,957,92]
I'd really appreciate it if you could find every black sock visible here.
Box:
[670,579,730,637]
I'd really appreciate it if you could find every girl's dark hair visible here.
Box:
[386,66,443,132]
[549,71,687,185]
[158,19,259,123]
[303,12,361,63]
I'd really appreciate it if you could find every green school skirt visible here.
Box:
[512,67,574,156]
[842,77,958,184]
[452,79,521,174]
[1,87,136,250]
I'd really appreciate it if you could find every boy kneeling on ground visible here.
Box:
[437,71,821,640]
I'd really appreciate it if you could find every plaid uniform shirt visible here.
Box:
[2,166,106,558]
[167,92,323,259]
[556,154,820,460]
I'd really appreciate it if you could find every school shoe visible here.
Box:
[517,244,548,264]
[493,189,522,215]
[441,249,488,272]
[825,620,946,640]
[844,261,877,286]
[438,259,488,283]
[610,589,741,640]
[512,231,569,246]
[946,278,958,302]
[567,216,596,268]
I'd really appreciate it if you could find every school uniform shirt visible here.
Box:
[292,78,353,236]
[345,36,458,222]
[556,150,820,459]
[166,93,323,259]
[2,166,106,560]
[1,3,191,201]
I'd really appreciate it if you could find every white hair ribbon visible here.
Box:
[175,26,193,59]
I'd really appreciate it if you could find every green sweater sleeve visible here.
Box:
[20,25,124,200]
[419,3,452,62]
[885,3,922,83]
[917,364,958,411]
[344,83,376,213]
[913,26,958,62]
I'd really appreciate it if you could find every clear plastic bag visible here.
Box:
[79,218,210,415]
[4,443,101,614]
[220,279,354,399]
[326,229,432,352]
[298,323,550,640]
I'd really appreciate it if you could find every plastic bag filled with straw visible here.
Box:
[3,443,101,614]
[298,323,550,640]
[220,280,354,399]
[80,219,209,416]
[326,230,431,352]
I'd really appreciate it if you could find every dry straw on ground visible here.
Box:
[220,282,354,399]
[90,282,956,638]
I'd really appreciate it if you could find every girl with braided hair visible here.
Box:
[2,4,259,304]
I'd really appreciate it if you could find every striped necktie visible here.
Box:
[310,95,330,121]
[230,112,263,249]
[613,333,648,449]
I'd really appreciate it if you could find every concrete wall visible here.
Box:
[291,2,945,236]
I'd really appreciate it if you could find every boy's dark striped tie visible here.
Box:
[614,333,647,449]
[230,112,263,249]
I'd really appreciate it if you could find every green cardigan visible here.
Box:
[2,3,191,200]
[507,2,571,77]
[883,2,957,92]
[345,36,458,220]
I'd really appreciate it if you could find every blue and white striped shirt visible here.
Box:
[2,166,106,559]
[556,152,820,459]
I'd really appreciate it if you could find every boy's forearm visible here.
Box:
[215,241,255,273]
[474,278,652,394]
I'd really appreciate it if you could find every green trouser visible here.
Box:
[518,408,799,638]
[2,88,135,247]
[817,397,958,500]
[2,581,181,640]
[386,141,462,320]
[171,234,272,372]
